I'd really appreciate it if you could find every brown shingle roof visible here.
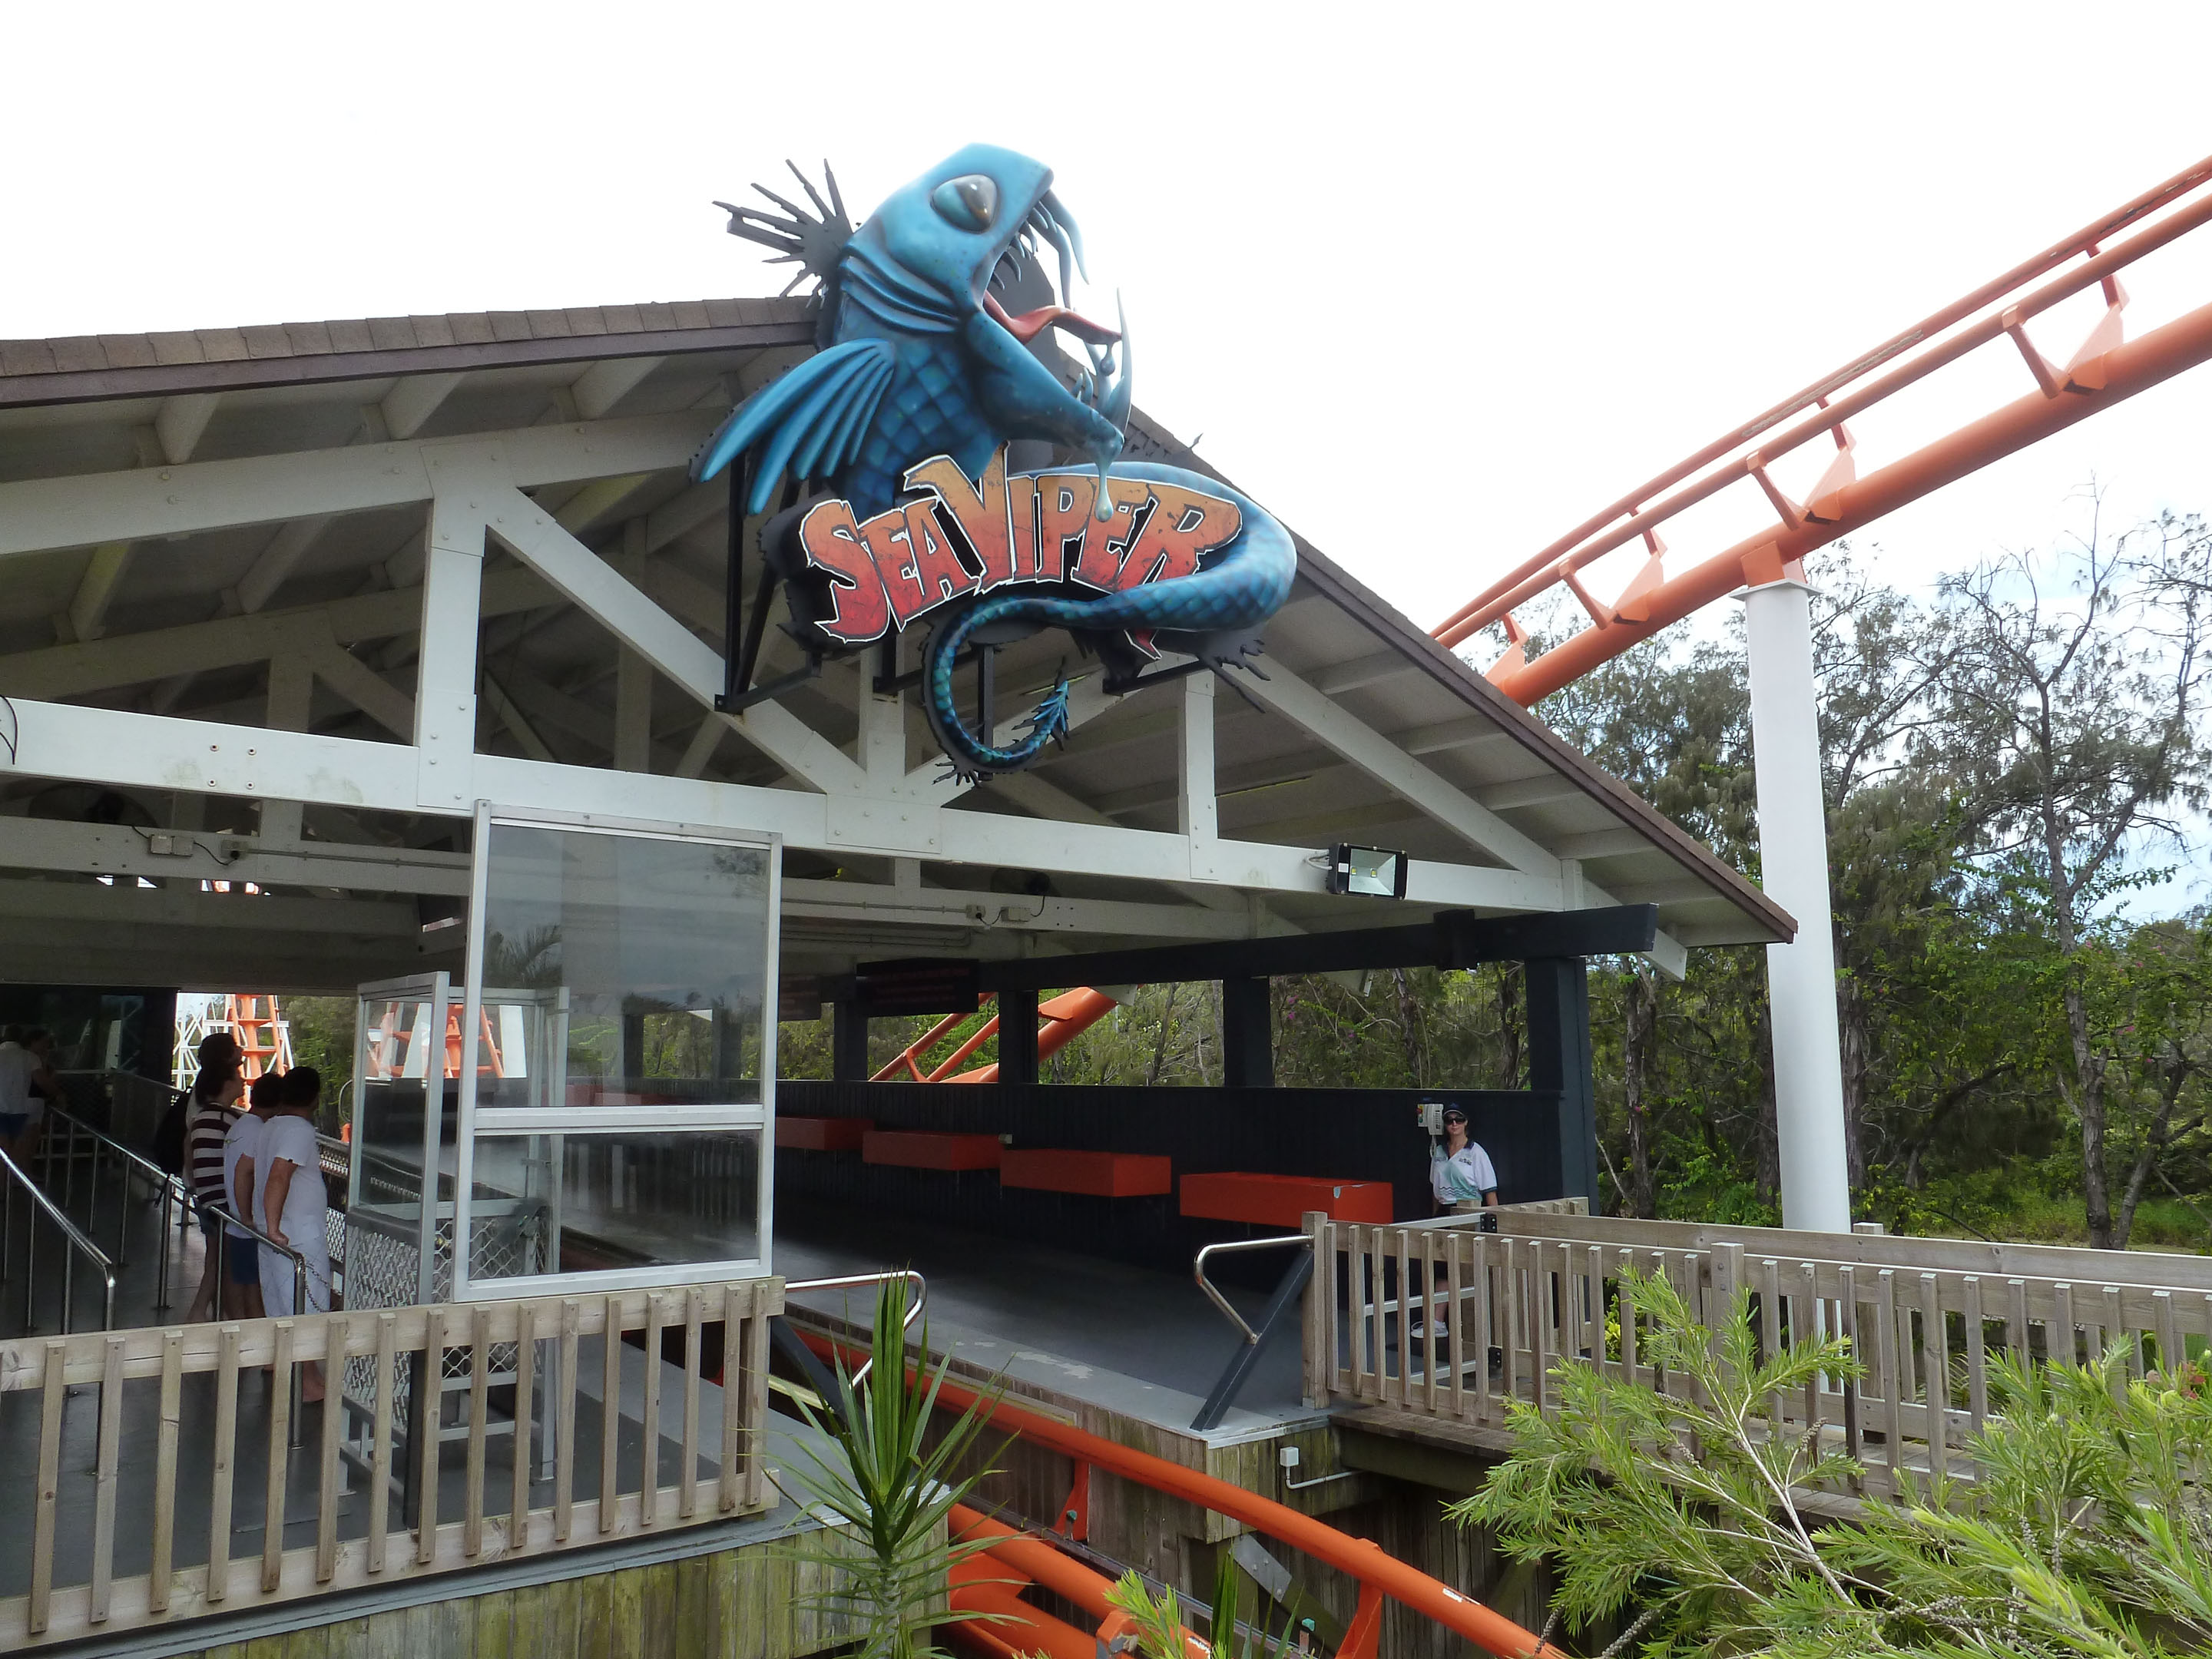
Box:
[0,297,818,409]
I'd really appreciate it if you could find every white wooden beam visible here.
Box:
[0,696,1568,913]
[308,631,416,740]
[472,479,866,796]
[0,875,418,936]
[154,394,222,465]
[0,409,714,558]
[674,714,724,779]
[782,878,1252,941]
[0,566,552,703]
[496,662,612,753]
[0,816,471,896]
[413,488,485,812]
[1238,664,1562,876]
[64,542,134,642]
[482,674,557,764]
[1475,776,1584,811]
[1312,650,1414,696]
[1555,828,1657,860]
[614,647,654,773]
[260,654,315,845]
[1392,719,1519,758]
[643,479,726,554]
[381,372,465,441]
[234,515,335,614]
[553,472,659,538]
[1180,672,1218,878]
[571,356,665,421]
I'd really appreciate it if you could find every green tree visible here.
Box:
[1928,512,2211,1247]
[1452,1267,2212,1657]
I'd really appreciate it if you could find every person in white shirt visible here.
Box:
[0,1027,58,1168]
[220,1074,274,1322]
[1429,1105,1500,1213]
[255,1066,332,1402]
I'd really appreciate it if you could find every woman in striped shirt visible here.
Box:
[181,1032,245,1323]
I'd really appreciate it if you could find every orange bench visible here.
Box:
[1178,1171,1394,1227]
[862,1130,1003,1171]
[1000,1149,1172,1198]
[777,1115,871,1153]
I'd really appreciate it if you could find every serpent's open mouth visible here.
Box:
[979,185,1129,439]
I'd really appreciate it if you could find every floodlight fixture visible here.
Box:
[1324,843,1409,899]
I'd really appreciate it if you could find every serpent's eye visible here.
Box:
[930,174,998,233]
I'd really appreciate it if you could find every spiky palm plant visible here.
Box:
[780,1277,1010,1659]
[1105,1551,1308,1659]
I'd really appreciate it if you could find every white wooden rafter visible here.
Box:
[0,696,1568,913]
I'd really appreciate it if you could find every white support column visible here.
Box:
[415,493,485,811]
[614,521,653,772]
[1743,576,1853,1232]
[260,654,315,845]
[857,657,906,791]
[1179,671,1218,878]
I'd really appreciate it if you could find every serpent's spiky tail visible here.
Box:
[922,465,1296,780]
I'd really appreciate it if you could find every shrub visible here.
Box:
[1449,1268,2212,1657]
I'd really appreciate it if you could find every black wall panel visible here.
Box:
[773,1083,1565,1275]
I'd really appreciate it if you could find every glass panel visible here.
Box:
[353,991,457,1209]
[478,823,771,1111]
[466,1130,762,1277]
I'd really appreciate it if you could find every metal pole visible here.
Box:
[154,1180,174,1311]
[292,1256,307,1447]
[112,1143,131,1267]
[1742,575,1853,1232]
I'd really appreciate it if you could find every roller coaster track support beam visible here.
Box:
[1742,576,1853,1233]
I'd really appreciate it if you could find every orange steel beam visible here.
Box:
[925,1013,1002,1081]
[871,1005,980,1083]
[1492,290,2212,704]
[935,1374,1561,1657]
[792,1327,1560,1658]
[1433,152,2212,651]
[954,986,1121,1083]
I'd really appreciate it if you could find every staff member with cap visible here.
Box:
[1429,1105,1500,1214]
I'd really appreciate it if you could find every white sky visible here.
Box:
[9,2,2211,624]
[7,3,2212,866]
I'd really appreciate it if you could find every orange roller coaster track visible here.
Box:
[1435,152,2212,704]
[926,154,2212,1081]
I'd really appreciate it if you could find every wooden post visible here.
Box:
[1300,1210,1331,1411]
[150,1330,184,1612]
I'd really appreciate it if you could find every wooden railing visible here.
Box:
[0,1278,783,1648]
[1305,1208,2212,1498]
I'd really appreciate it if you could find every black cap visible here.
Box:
[1441,1106,1467,1124]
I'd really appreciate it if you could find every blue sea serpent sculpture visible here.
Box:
[690,144,1296,782]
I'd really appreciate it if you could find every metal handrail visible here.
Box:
[203,1197,318,1445]
[784,1270,926,1386]
[1194,1235,1313,1346]
[43,1101,187,1302]
[0,1143,118,1333]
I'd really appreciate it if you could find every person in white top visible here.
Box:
[255,1066,332,1402]
[1429,1105,1500,1213]
[0,1027,58,1167]
[1423,1104,1501,1346]
[220,1075,275,1322]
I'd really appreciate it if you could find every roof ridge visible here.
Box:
[0,295,818,383]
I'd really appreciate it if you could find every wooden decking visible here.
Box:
[0,1281,783,1649]
[1304,1205,2212,1509]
